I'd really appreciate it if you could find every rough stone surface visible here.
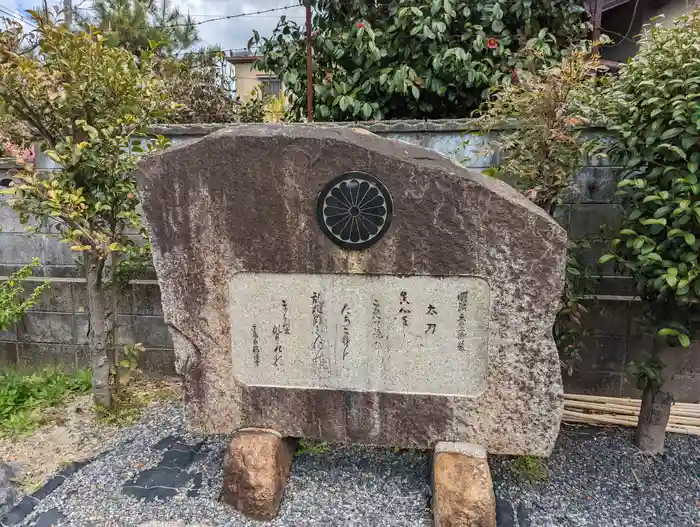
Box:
[135,124,567,455]
[221,429,294,521]
[433,443,497,527]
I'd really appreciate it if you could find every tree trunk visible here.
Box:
[86,253,111,410]
[635,385,673,454]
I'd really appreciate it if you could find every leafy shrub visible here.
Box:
[252,0,589,121]
[157,52,279,124]
[477,45,601,212]
[0,258,49,332]
[600,9,700,345]
[0,16,173,409]
[235,88,272,123]
[0,368,92,437]
[157,50,237,123]
[296,439,330,455]
[476,46,603,373]
[597,9,700,452]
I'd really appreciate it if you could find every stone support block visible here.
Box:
[433,442,496,527]
[221,428,295,521]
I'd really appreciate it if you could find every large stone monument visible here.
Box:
[135,125,567,525]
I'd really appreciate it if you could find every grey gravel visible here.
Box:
[491,425,700,527]
[15,403,700,527]
[19,402,431,527]
[0,462,18,516]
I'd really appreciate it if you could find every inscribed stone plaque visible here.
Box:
[136,124,568,455]
[230,273,489,396]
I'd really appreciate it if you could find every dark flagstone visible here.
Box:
[122,467,192,502]
[516,502,532,527]
[152,435,180,451]
[495,497,516,527]
[121,437,206,502]
[158,442,203,470]
[30,476,65,502]
[187,473,203,498]
[0,496,39,527]
[31,507,66,527]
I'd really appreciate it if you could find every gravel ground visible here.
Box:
[16,402,432,527]
[492,425,700,527]
[9,401,700,527]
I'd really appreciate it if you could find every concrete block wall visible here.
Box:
[0,159,175,377]
[0,120,697,401]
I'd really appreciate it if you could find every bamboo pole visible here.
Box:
[564,400,700,419]
[565,393,699,410]
[563,409,700,427]
[562,399,700,436]
[563,412,700,436]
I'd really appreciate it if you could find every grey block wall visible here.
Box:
[0,120,698,401]
[0,160,175,377]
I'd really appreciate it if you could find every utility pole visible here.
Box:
[302,0,314,122]
[592,0,603,55]
[63,0,72,28]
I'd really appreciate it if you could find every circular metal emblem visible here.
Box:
[317,172,393,250]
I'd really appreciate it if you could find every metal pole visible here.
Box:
[592,0,603,55]
[304,1,314,122]
[63,0,72,27]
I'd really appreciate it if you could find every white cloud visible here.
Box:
[0,0,36,29]
[1,0,306,50]
[187,0,306,51]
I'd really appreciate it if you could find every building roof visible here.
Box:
[227,51,263,65]
[586,0,634,11]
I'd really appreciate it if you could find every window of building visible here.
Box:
[259,77,282,97]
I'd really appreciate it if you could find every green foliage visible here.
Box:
[0,16,173,261]
[0,16,175,408]
[510,455,548,483]
[157,49,239,123]
[599,9,700,352]
[554,246,595,374]
[0,258,49,332]
[77,0,198,56]
[97,379,180,427]
[628,355,666,390]
[477,46,603,373]
[296,438,330,455]
[477,45,602,212]
[237,89,272,123]
[252,0,589,121]
[0,368,92,437]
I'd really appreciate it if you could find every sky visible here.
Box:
[0,0,307,52]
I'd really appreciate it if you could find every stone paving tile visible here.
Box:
[122,466,192,502]
[29,508,65,527]
[0,459,96,527]
[186,474,203,498]
[158,442,203,470]
[151,436,179,451]
[496,497,516,527]
[0,496,41,527]
[121,437,203,503]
